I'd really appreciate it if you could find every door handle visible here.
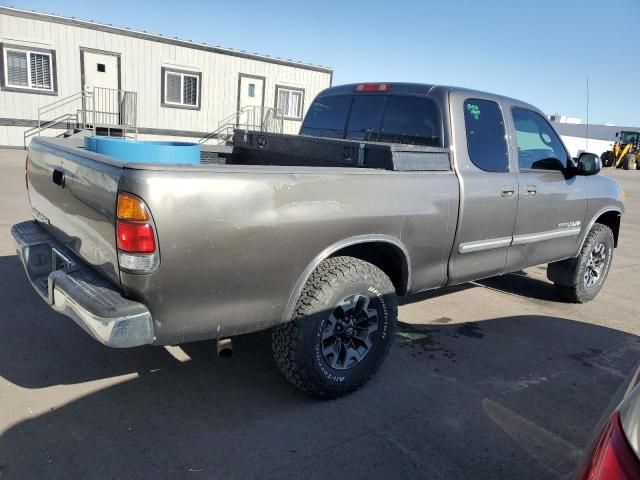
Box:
[501,185,515,197]
[526,185,537,196]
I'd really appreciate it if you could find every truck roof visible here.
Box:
[317,82,540,112]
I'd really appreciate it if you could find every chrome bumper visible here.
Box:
[11,221,154,348]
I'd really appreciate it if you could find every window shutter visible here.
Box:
[6,51,28,86]
[278,89,290,115]
[166,73,181,103]
[29,53,51,89]
[183,76,198,106]
[290,91,301,117]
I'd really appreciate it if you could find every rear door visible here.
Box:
[506,107,588,270]
[447,93,519,284]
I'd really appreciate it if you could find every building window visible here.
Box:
[2,45,56,93]
[162,67,201,109]
[276,86,304,119]
[97,63,106,72]
[248,83,255,97]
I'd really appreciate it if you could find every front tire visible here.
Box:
[554,224,614,303]
[272,256,397,399]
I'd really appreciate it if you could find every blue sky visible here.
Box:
[6,0,639,126]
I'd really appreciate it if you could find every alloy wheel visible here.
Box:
[321,294,379,370]
[584,242,607,288]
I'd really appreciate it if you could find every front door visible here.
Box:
[81,49,120,126]
[237,74,265,129]
[447,93,519,285]
[507,107,588,270]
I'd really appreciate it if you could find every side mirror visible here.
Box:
[577,152,601,176]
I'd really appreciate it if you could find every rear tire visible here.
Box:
[623,153,636,170]
[554,224,614,303]
[272,256,397,399]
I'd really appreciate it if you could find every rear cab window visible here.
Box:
[462,99,509,172]
[299,96,350,139]
[301,93,443,147]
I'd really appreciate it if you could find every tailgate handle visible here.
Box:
[52,169,65,188]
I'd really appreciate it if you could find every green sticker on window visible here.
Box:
[466,103,481,120]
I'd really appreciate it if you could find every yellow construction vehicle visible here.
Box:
[601,130,640,170]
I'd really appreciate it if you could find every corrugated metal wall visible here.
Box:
[0,10,332,146]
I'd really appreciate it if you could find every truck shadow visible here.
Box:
[1,253,559,390]
[2,253,640,478]
[476,270,562,302]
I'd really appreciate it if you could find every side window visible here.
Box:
[463,99,509,172]
[345,97,386,141]
[300,95,351,139]
[512,108,568,171]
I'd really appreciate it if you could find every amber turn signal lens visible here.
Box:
[117,193,149,221]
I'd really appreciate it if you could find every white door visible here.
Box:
[82,51,119,91]
[82,51,120,126]
[237,75,264,129]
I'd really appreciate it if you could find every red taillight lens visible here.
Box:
[355,83,392,92]
[116,220,156,253]
[580,411,640,480]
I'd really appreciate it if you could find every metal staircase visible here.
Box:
[23,87,138,148]
[200,106,284,146]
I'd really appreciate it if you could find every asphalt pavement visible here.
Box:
[0,148,639,479]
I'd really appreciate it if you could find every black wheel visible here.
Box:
[601,151,614,168]
[272,256,397,399]
[554,224,614,303]
[623,153,636,170]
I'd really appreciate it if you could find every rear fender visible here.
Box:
[281,235,411,323]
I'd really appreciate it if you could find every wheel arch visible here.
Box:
[580,208,622,250]
[281,235,411,323]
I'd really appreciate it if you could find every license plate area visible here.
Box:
[52,247,74,272]
[20,243,76,303]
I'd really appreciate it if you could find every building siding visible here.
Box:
[0,8,332,146]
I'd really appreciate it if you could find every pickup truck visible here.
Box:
[12,82,624,399]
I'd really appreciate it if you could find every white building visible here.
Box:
[0,6,333,147]
[548,114,582,125]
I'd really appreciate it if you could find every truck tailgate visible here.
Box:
[27,137,123,285]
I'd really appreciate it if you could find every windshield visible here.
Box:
[619,131,639,145]
[300,94,443,147]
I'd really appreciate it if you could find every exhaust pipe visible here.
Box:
[216,338,233,358]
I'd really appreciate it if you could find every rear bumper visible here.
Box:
[11,221,154,348]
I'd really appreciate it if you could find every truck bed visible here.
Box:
[26,135,459,344]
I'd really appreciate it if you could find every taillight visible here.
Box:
[354,83,392,92]
[116,192,158,272]
[117,221,156,253]
[579,411,640,480]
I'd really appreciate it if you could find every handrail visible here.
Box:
[26,87,139,148]
[200,106,284,145]
[23,112,78,148]
[39,91,90,118]
[25,113,77,137]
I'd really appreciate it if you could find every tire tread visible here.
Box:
[554,223,614,303]
[272,256,397,399]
